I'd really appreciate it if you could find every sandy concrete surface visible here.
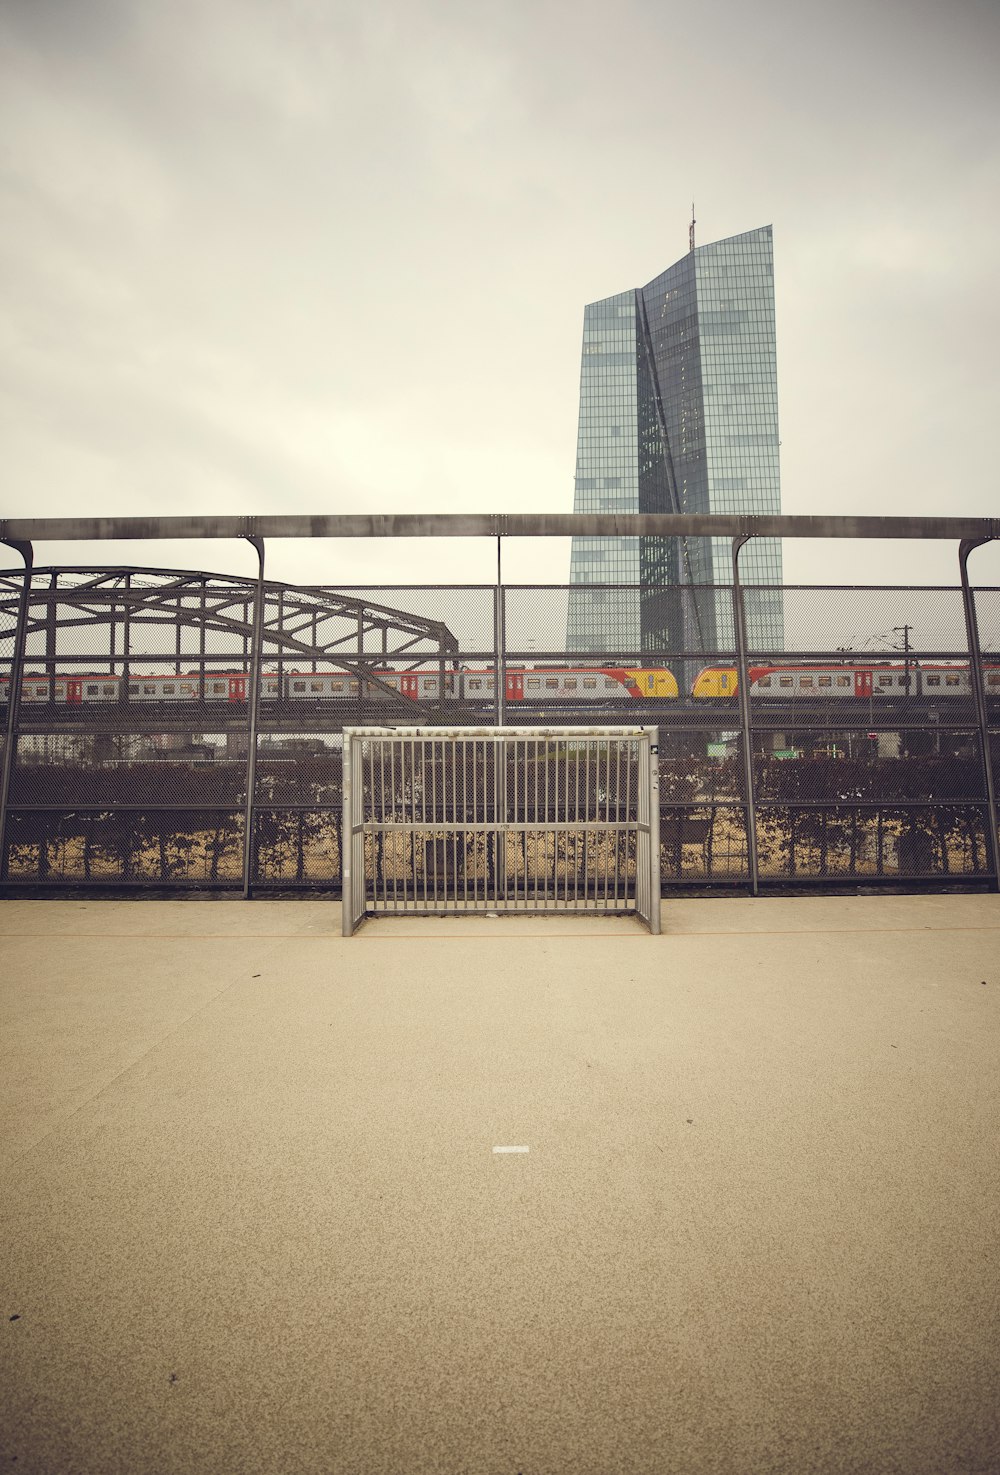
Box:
[1,895,998,1475]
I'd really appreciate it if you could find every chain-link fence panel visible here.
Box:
[660,808,750,882]
[756,586,971,658]
[3,809,245,885]
[973,588,1000,654]
[755,805,992,881]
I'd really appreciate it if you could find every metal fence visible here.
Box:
[341,728,660,932]
[1,563,998,897]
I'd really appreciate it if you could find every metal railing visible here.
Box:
[0,535,997,899]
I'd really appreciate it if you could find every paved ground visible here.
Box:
[1,894,999,1475]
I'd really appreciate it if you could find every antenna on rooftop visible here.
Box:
[689,201,696,253]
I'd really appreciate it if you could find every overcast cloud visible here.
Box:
[1,0,998,591]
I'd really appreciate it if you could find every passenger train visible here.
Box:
[0,661,997,707]
[0,664,680,706]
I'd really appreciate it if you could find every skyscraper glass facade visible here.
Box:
[567,225,783,656]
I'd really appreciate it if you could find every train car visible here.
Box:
[285,671,360,701]
[749,665,878,698]
[691,662,996,701]
[128,674,201,702]
[502,666,678,701]
[0,673,52,704]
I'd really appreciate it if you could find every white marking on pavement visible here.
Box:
[493,1146,530,1153]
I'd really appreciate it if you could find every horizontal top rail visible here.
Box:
[343,726,652,739]
[2,513,999,542]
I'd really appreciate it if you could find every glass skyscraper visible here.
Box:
[567,224,783,656]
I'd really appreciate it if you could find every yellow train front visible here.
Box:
[691,666,739,699]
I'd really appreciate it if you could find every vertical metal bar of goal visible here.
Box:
[959,537,1000,890]
[342,731,356,934]
[647,727,661,934]
[732,535,760,895]
[0,543,33,883]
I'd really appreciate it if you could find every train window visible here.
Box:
[144,684,156,695]
[720,673,729,689]
[293,681,306,692]
[605,678,618,689]
[926,675,940,687]
[837,676,851,687]
[485,677,494,688]
[527,678,540,689]
[758,676,771,688]
[819,676,832,688]
[212,682,226,694]
[565,678,577,690]
[800,677,813,688]
[426,679,437,691]
[180,683,193,694]
[163,684,175,694]
[470,679,481,691]
[946,675,959,687]
[445,676,455,693]
[988,674,1000,687]
[102,684,115,695]
[128,684,139,695]
[545,678,559,689]
[779,677,793,687]
[583,678,596,689]
[331,680,343,692]
[86,684,98,695]
[349,681,359,694]
[310,681,323,692]
[877,674,892,686]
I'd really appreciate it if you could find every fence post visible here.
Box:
[959,537,999,891]
[242,536,266,899]
[495,536,506,727]
[0,542,33,883]
[732,535,760,895]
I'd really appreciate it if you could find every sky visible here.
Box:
[2,0,999,600]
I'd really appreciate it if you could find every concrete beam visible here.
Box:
[1,513,998,542]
